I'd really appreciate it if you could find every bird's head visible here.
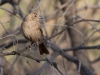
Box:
[25,13,39,21]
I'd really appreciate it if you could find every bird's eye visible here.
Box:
[34,13,37,17]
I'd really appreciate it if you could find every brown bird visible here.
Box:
[21,13,49,55]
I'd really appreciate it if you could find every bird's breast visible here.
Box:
[22,21,42,42]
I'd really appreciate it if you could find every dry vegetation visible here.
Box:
[0,0,100,75]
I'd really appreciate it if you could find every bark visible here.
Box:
[59,0,94,75]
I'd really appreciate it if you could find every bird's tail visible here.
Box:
[39,43,49,55]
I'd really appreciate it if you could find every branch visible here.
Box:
[63,45,100,51]
[50,43,94,75]
[0,51,45,63]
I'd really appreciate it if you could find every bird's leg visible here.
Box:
[30,42,39,47]
[32,42,37,47]
[30,42,33,47]
[35,42,39,47]
[31,42,40,47]
[26,42,38,51]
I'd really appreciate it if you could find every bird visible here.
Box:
[21,12,49,55]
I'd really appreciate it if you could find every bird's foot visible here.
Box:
[30,42,38,47]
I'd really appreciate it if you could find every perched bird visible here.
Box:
[21,13,49,55]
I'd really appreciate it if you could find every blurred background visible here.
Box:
[0,0,100,75]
